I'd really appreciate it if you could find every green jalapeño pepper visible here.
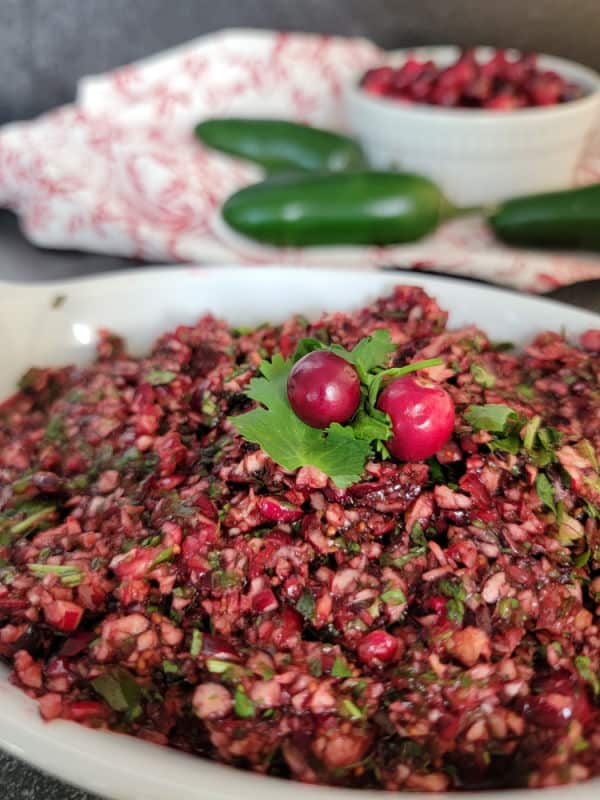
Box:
[222,171,458,246]
[489,183,600,250]
[195,118,366,173]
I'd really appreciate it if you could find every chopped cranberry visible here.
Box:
[258,496,303,523]
[201,634,240,661]
[58,630,95,658]
[67,700,108,721]
[252,589,279,613]
[581,329,600,352]
[43,601,83,633]
[357,630,398,666]
[522,669,593,729]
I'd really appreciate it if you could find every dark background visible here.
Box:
[0,2,599,798]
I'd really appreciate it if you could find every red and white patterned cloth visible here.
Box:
[1,28,600,292]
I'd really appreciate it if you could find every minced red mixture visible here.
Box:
[0,286,599,791]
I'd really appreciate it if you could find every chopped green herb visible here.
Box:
[140,534,162,548]
[339,698,364,720]
[535,473,557,515]
[464,404,517,433]
[516,384,535,401]
[574,549,591,568]
[149,546,174,571]
[28,563,82,587]
[145,369,177,386]
[331,656,353,678]
[523,415,542,452]
[45,416,65,442]
[296,589,315,621]
[391,548,427,568]
[470,363,496,388]
[234,685,255,718]
[37,547,51,562]
[3,503,56,540]
[497,597,519,619]
[308,658,323,677]
[381,588,406,606]
[200,392,218,417]
[190,629,203,658]
[439,580,466,624]
[574,656,600,695]
[410,522,427,547]
[206,659,231,674]
[113,447,141,470]
[162,659,179,674]
[91,668,141,712]
[488,433,521,455]
[577,439,599,472]
[213,570,240,588]
[489,340,514,352]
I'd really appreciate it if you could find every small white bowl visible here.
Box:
[344,46,600,206]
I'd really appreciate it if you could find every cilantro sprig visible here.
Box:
[230,330,441,488]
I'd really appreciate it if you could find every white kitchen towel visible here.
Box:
[1,28,600,292]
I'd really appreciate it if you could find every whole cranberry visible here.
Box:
[377,375,455,461]
[287,351,360,429]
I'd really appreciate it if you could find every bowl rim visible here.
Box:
[347,44,600,123]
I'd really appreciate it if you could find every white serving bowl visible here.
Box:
[344,46,600,206]
[0,266,599,800]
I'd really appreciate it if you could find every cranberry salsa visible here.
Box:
[361,49,584,110]
[0,286,599,791]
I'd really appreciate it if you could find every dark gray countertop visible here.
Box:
[0,207,599,799]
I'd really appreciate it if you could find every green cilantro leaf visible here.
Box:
[292,338,326,362]
[333,329,396,377]
[350,409,392,442]
[231,354,371,488]
[464,403,517,433]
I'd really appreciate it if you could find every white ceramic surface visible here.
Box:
[0,265,599,800]
[344,46,600,206]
